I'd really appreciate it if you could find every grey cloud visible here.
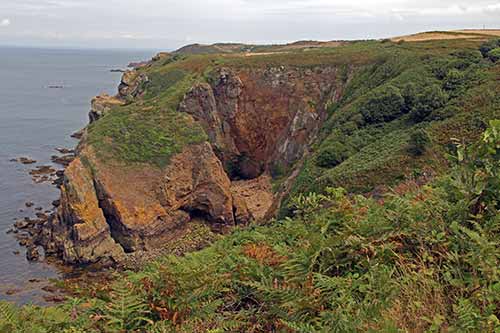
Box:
[0,0,499,49]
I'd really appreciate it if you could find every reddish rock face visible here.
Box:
[117,70,148,99]
[40,157,125,265]
[43,64,354,265]
[42,143,248,264]
[179,66,351,179]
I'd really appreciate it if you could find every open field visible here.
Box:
[455,29,500,36]
[392,29,500,42]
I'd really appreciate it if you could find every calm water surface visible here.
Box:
[0,47,154,304]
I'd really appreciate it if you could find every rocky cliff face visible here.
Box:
[89,94,124,123]
[42,62,355,265]
[42,142,249,264]
[40,157,124,265]
[88,70,148,123]
[179,66,351,179]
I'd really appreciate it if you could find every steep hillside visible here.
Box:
[2,123,499,332]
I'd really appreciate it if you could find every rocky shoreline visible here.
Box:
[7,147,76,263]
[6,141,221,286]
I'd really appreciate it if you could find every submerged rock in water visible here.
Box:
[26,246,40,261]
[51,154,74,166]
[70,129,84,139]
[35,212,48,221]
[5,289,21,296]
[14,219,30,230]
[55,147,75,154]
[17,157,37,164]
[29,165,56,175]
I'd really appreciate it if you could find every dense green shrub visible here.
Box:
[451,50,483,67]
[407,128,430,156]
[316,141,352,168]
[429,104,460,121]
[428,52,481,82]
[269,161,286,179]
[479,39,500,58]
[142,69,186,100]
[360,85,405,123]
[488,48,500,62]
[401,82,418,112]
[443,68,466,91]
[410,84,448,122]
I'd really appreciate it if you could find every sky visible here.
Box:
[0,0,499,50]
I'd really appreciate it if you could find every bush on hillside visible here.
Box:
[429,104,460,121]
[443,68,466,91]
[451,50,483,67]
[407,129,431,156]
[479,39,500,58]
[487,48,500,62]
[360,85,405,124]
[410,84,448,122]
[316,141,352,168]
[401,82,418,113]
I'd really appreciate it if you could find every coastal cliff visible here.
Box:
[40,36,500,266]
[41,53,355,265]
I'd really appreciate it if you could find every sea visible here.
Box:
[0,46,154,304]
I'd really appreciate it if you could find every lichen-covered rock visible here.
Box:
[117,70,148,99]
[89,93,124,123]
[88,69,149,123]
[40,157,125,265]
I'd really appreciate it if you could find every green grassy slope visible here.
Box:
[280,38,500,215]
